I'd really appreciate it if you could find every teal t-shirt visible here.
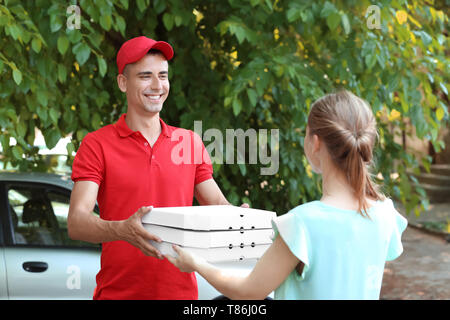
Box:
[272,199,407,300]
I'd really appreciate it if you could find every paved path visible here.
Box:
[380,226,450,299]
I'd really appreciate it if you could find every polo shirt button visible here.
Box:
[144,142,148,146]
[152,155,155,159]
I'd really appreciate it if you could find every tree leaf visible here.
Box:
[37,90,48,107]
[287,8,300,22]
[57,64,67,83]
[36,106,48,122]
[174,15,183,27]
[66,141,75,155]
[91,112,102,130]
[99,14,112,31]
[97,56,107,77]
[163,13,174,31]
[49,109,60,125]
[17,121,27,137]
[232,99,242,116]
[12,145,23,160]
[247,88,258,107]
[76,129,89,141]
[320,2,336,18]
[153,0,166,14]
[44,128,61,150]
[418,31,432,46]
[365,52,377,69]
[73,42,91,65]
[326,12,341,30]
[8,24,21,40]
[439,82,448,95]
[57,35,69,55]
[116,15,126,35]
[137,0,147,12]
[31,38,42,53]
[12,69,22,85]
[119,0,129,10]
[264,0,273,11]
[238,163,247,176]
[50,15,63,33]
[436,107,444,121]
[341,13,351,35]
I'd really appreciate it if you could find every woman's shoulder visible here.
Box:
[372,198,408,225]
[289,201,322,213]
[281,201,323,221]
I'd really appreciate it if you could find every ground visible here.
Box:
[380,225,450,300]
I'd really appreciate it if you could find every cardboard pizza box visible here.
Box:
[144,223,274,248]
[151,240,271,263]
[141,205,276,231]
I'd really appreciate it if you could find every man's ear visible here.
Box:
[117,74,127,93]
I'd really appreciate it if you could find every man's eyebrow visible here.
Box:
[136,71,168,76]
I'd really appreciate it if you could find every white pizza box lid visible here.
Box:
[144,223,274,248]
[152,240,271,263]
[142,205,276,231]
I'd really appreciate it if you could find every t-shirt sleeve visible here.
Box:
[192,131,213,185]
[271,212,311,281]
[71,133,105,186]
[386,201,408,261]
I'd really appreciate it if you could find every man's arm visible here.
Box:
[195,179,250,207]
[67,181,163,258]
[194,179,230,205]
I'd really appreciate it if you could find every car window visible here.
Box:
[7,184,99,248]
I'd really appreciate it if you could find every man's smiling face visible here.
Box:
[119,52,170,114]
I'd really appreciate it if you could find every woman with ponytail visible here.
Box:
[166,90,407,300]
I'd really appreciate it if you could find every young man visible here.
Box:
[68,36,244,299]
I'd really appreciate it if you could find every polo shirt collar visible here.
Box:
[115,113,171,138]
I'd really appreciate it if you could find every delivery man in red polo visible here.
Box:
[67,36,244,299]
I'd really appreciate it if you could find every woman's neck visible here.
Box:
[320,165,360,211]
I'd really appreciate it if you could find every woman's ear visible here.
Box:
[117,74,127,93]
[307,133,322,174]
[312,134,321,154]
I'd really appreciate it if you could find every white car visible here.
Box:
[0,172,270,300]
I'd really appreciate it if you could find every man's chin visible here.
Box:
[142,104,163,113]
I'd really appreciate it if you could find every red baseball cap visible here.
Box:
[116,36,174,74]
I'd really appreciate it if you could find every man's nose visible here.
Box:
[150,77,162,90]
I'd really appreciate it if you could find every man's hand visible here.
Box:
[240,203,250,208]
[115,206,164,259]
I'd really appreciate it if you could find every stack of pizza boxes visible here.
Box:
[142,205,276,263]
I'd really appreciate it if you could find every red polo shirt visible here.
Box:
[71,113,213,300]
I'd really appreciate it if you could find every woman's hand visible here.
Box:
[165,244,206,273]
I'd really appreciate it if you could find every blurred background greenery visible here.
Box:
[0,0,448,215]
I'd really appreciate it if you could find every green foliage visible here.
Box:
[0,0,448,215]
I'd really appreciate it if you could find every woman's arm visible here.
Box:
[166,235,300,300]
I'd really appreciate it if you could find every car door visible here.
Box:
[0,246,7,299]
[1,181,101,299]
